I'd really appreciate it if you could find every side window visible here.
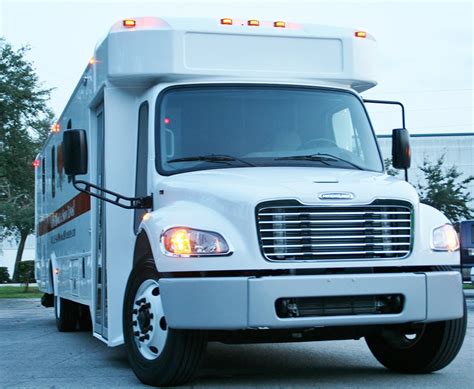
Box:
[41,156,46,196]
[134,102,149,233]
[57,143,63,192]
[332,108,362,155]
[66,120,73,183]
[51,146,56,198]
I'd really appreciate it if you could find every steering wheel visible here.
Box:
[299,138,339,150]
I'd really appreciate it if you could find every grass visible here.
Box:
[0,286,43,299]
[463,283,474,289]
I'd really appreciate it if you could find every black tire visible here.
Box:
[123,258,207,387]
[55,295,78,332]
[366,297,467,373]
[78,303,92,331]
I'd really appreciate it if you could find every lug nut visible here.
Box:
[134,331,140,337]
[132,320,137,326]
[139,334,150,342]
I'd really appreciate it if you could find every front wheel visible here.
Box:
[123,258,207,387]
[366,298,467,373]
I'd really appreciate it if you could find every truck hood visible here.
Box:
[157,167,419,207]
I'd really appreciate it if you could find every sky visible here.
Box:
[0,0,472,135]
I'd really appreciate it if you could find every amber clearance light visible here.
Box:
[123,19,136,28]
[354,31,367,38]
[220,18,233,25]
[51,123,60,133]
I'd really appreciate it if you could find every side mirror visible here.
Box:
[63,129,88,176]
[392,128,411,170]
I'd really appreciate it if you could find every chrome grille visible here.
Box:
[257,200,413,261]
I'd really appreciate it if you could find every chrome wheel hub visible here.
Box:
[132,279,168,360]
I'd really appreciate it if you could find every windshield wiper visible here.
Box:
[275,153,364,170]
[167,154,256,167]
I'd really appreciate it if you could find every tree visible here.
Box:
[416,156,474,222]
[0,38,53,281]
[384,158,400,177]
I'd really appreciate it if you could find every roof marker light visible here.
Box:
[51,123,60,133]
[89,57,96,65]
[274,21,286,28]
[164,117,171,125]
[248,19,260,26]
[355,31,367,38]
[123,19,136,28]
[220,18,233,25]
[32,159,40,168]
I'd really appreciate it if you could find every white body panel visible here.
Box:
[34,17,461,347]
[142,167,458,274]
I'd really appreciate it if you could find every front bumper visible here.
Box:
[159,271,464,330]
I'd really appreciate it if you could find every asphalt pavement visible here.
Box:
[0,296,473,388]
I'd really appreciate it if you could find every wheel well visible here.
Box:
[134,230,153,266]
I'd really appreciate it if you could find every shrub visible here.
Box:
[0,267,10,283]
[15,260,35,291]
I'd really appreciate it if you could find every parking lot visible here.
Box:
[0,296,473,388]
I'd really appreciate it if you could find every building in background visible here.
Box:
[0,234,35,279]
[377,132,474,211]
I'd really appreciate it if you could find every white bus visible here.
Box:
[35,17,466,387]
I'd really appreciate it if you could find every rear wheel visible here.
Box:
[78,303,92,331]
[55,295,78,332]
[123,258,207,387]
[366,297,467,373]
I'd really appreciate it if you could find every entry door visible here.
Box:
[94,104,108,338]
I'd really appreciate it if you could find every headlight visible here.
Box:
[161,227,230,257]
[431,224,459,252]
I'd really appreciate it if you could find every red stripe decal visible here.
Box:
[38,192,91,236]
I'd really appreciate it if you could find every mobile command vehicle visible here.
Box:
[35,17,466,387]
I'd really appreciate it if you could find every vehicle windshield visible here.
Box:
[156,86,383,175]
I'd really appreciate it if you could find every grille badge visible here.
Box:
[318,192,355,200]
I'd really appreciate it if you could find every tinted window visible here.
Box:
[51,146,55,198]
[156,86,382,175]
[41,156,45,195]
[134,102,149,233]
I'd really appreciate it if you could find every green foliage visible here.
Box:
[15,260,35,291]
[0,286,42,298]
[417,155,474,222]
[0,38,53,270]
[384,158,400,177]
[0,267,10,283]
